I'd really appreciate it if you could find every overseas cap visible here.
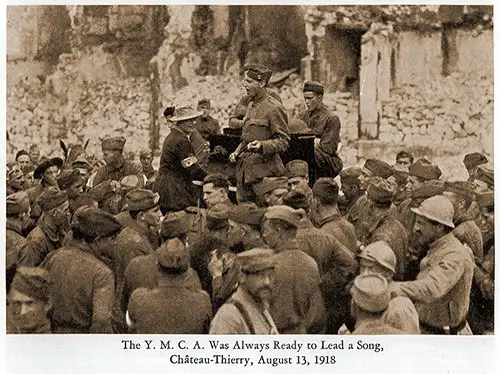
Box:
[254,177,289,198]
[364,159,394,179]
[350,273,390,313]
[476,166,494,187]
[11,267,52,302]
[411,195,455,228]
[6,191,30,216]
[286,160,309,179]
[237,248,276,274]
[244,63,273,84]
[228,203,265,227]
[303,80,325,95]
[71,207,122,238]
[409,158,442,180]
[340,167,362,184]
[125,189,159,211]
[57,169,83,190]
[160,210,191,239]
[367,176,395,203]
[36,186,68,212]
[358,241,397,275]
[157,238,189,273]
[264,205,302,228]
[101,136,126,152]
[312,177,339,205]
[463,152,488,170]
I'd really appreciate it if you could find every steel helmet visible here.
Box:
[358,241,396,275]
[410,195,455,228]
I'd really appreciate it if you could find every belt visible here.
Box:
[419,320,467,335]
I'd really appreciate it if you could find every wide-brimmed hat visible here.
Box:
[169,107,203,122]
[33,157,63,179]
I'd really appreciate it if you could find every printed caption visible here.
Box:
[121,338,385,367]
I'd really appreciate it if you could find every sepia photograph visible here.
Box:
[4,1,495,346]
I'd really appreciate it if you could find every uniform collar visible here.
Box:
[428,232,456,252]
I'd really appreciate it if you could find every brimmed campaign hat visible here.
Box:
[169,107,203,122]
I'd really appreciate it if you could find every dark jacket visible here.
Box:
[127,282,212,334]
[6,219,26,291]
[235,89,290,185]
[154,127,207,212]
[312,206,358,255]
[43,243,115,333]
[299,103,341,156]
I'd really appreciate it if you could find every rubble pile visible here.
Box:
[7,74,151,161]
[380,71,493,156]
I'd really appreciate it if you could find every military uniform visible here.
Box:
[44,242,115,333]
[298,102,342,177]
[93,162,144,188]
[382,296,420,334]
[17,217,63,267]
[312,208,358,255]
[234,89,290,202]
[6,219,25,290]
[155,127,207,212]
[390,233,474,334]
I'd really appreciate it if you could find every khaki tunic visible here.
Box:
[210,287,279,334]
[392,233,474,330]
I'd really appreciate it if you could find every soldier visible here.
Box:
[126,239,211,334]
[310,178,358,254]
[463,152,488,183]
[89,179,123,215]
[7,165,26,195]
[154,107,208,214]
[195,99,221,139]
[225,203,267,253]
[261,205,325,334]
[338,167,363,216]
[43,208,121,333]
[355,177,409,281]
[71,155,93,190]
[18,187,70,267]
[473,165,493,194]
[92,136,144,188]
[202,173,234,209]
[57,169,84,215]
[358,241,420,334]
[26,157,64,220]
[443,181,483,261]
[405,158,442,195]
[210,248,279,334]
[7,267,53,334]
[469,191,494,334]
[228,64,290,203]
[121,212,200,317]
[254,177,289,207]
[15,149,32,175]
[283,189,357,334]
[139,150,157,188]
[389,196,475,335]
[394,150,414,171]
[351,274,405,335]
[6,192,30,292]
[298,81,343,178]
[285,160,311,192]
[111,189,162,333]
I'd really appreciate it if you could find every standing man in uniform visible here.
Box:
[210,248,279,334]
[299,81,343,178]
[92,136,144,188]
[155,107,208,214]
[229,64,290,203]
[389,196,475,335]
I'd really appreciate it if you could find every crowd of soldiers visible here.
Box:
[5,64,494,335]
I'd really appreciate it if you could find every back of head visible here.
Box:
[350,273,390,314]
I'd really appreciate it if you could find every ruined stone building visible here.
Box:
[6,5,493,175]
